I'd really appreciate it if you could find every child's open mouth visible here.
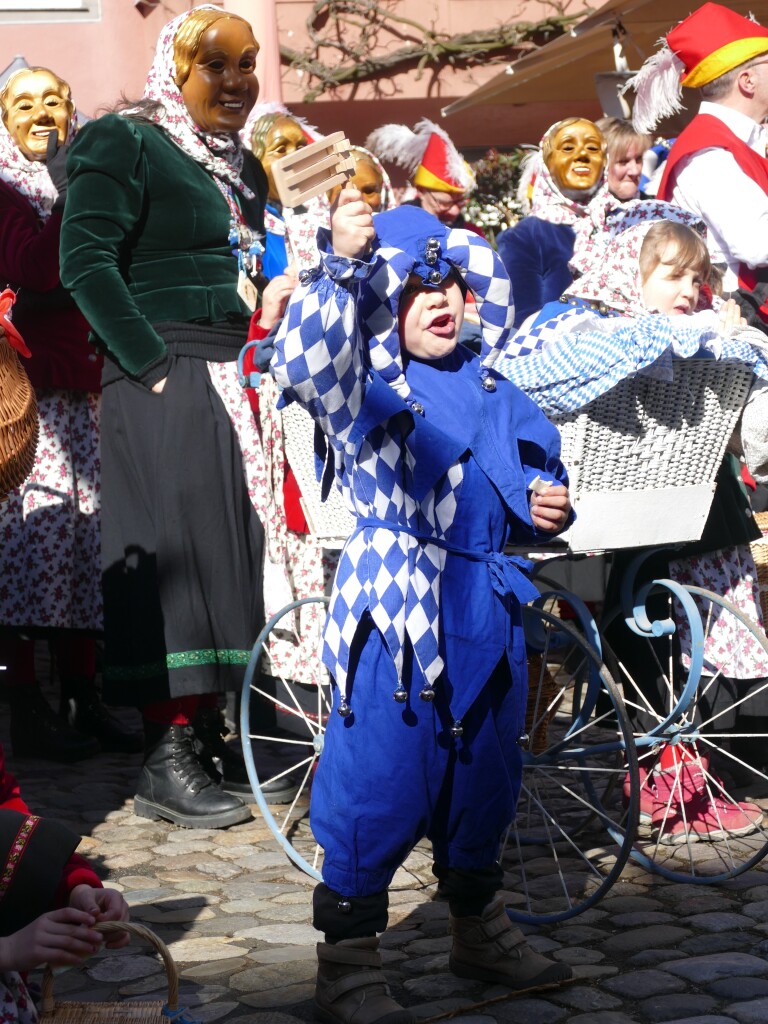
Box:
[427,313,454,337]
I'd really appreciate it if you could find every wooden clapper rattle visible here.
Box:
[271,131,356,208]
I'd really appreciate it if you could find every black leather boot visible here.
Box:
[134,720,251,829]
[10,684,100,762]
[193,705,301,802]
[61,676,143,754]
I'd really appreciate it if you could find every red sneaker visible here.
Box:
[651,761,763,845]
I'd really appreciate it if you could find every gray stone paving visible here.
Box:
[6,703,768,1024]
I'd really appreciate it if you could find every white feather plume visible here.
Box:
[365,123,425,176]
[625,39,686,135]
[516,151,541,215]
[366,118,474,190]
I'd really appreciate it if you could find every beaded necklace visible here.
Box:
[213,177,264,280]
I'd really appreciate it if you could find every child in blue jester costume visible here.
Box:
[273,193,574,1024]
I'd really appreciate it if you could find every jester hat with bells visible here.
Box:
[630,2,768,134]
[357,205,515,406]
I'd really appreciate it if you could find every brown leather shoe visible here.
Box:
[450,897,573,993]
[315,937,414,1024]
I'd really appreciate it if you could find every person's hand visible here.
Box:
[0,907,104,972]
[331,186,374,260]
[46,129,69,206]
[530,483,571,532]
[151,377,167,394]
[260,269,298,331]
[69,885,130,949]
[717,297,747,336]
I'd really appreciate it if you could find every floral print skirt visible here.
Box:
[670,543,768,680]
[0,972,37,1023]
[209,365,338,686]
[0,388,101,630]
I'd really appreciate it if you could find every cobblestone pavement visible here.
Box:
[8,703,768,1024]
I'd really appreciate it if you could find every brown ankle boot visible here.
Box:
[449,897,573,993]
[315,937,414,1024]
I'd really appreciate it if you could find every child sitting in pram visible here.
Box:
[498,200,768,846]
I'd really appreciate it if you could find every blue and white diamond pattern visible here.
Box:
[274,257,470,705]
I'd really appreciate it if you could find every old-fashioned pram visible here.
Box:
[238,352,768,925]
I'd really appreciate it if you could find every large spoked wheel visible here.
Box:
[602,583,768,882]
[503,605,639,924]
[240,597,331,880]
[239,597,461,894]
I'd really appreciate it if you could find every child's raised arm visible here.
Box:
[331,186,375,260]
[274,187,379,447]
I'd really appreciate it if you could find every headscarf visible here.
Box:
[523,123,616,274]
[140,4,255,198]
[0,72,78,220]
[564,201,708,318]
[527,120,609,221]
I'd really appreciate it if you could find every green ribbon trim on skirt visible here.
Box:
[105,648,252,681]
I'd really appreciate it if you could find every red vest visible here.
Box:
[658,113,768,321]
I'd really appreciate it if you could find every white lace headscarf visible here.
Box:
[528,120,610,226]
[139,4,257,198]
[0,68,78,219]
[565,201,709,318]
[525,120,616,271]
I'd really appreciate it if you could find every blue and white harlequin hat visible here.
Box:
[359,206,515,400]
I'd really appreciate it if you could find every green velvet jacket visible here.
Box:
[59,113,267,387]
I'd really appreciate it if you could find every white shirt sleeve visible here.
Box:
[670,148,768,277]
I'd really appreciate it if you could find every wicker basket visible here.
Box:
[0,333,38,499]
[280,400,355,544]
[554,357,754,553]
[40,921,180,1023]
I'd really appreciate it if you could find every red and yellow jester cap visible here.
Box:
[668,2,768,89]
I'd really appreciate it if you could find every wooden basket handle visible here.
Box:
[40,920,179,1014]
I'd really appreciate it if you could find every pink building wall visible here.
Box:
[2,0,595,152]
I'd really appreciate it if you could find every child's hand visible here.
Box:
[0,907,104,971]
[260,269,298,331]
[331,186,374,260]
[530,483,571,532]
[69,884,131,949]
[717,298,747,336]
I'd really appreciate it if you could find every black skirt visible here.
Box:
[100,349,264,706]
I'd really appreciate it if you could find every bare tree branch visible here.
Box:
[281,0,587,102]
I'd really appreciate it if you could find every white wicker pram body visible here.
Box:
[280,357,755,555]
[553,357,754,553]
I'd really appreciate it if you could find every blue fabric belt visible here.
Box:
[354,518,539,605]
